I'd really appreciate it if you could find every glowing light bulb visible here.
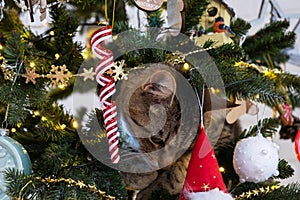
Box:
[72,120,79,129]
[183,63,190,71]
[58,84,66,89]
[30,62,36,68]
[50,31,55,36]
[219,167,225,173]
[60,124,66,130]
[55,53,60,60]
[34,111,40,116]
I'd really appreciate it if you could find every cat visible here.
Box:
[115,63,241,200]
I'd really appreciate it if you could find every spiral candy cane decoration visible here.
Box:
[91,26,120,164]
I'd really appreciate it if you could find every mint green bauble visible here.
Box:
[0,129,32,200]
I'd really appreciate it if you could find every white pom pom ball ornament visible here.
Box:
[233,134,279,183]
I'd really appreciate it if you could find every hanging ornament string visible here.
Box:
[102,0,116,28]
[90,2,120,164]
[194,85,205,128]
[254,97,266,136]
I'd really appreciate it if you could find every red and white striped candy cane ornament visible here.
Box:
[91,26,120,164]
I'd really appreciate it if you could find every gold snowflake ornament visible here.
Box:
[107,60,128,81]
[46,65,72,86]
[1,59,16,81]
[22,67,40,84]
[78,68,95,81]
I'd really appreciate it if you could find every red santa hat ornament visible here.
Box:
[180,126,233,200]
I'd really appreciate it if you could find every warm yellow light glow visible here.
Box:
[254,94,260,99]
[34,111,40,116]
[55,53,60,60]
[60,124,67,130]
[41,116,47,121]
[58,84,66,89]
[11,128,16,133]
[211,88,221,94]
[72,120,79,129]
[17,123,22,128]
[50,31,55,36]
[30,62,36,68]
[82,50,90,59]
[0,44,3,50]
[183,63,191,71]
[219,167,225,173]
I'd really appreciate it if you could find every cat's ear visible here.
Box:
[143,70,176,99]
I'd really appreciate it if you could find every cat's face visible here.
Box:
[114,63,239,172]
[115,63,199,171]
[128,69,180,151]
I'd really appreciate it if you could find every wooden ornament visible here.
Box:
[134,0,163,12]
[226,100,258,124]
[167,0,184,36]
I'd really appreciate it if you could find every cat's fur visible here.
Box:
[115,63,241,200]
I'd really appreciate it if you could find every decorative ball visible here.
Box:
[295,129,300,162]
[0,131,32,199]
[233,134,279,183]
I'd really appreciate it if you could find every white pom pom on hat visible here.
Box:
[184,188,234,200]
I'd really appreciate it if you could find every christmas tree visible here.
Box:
[0,0,300,199]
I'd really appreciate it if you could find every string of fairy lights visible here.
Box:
[0,28,288,199]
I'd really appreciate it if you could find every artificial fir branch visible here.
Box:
[230,18,252,44]
[242,20,296,65]
[2,1,300,199]
[275,159,295,180]
[277,73,300,94]
[147,8,165,28]
[0,9,24,36]
[239,117,281,139]
[184,0,209,32]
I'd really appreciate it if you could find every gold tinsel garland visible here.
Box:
[234,61,282,79]
[234,184,281,199]
[35,176,116,199]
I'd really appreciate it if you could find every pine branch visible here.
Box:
[239,117,281,139]
[0,9,24,36]
[184,0,209,32]
[230,18,252,45]
[274,159,295,180]
[278,73,300,94]
[230,18,252,37]
[243,20,296,65]
[147,9,165,28]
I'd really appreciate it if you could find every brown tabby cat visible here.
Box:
[115,63,241,200]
